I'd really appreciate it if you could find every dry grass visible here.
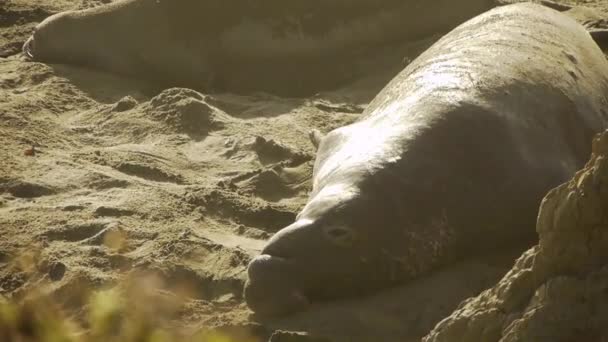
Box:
[0,248,257,342]
[0,284,255,342]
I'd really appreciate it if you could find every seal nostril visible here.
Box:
[327,228,349,238]
[260,243,290,259]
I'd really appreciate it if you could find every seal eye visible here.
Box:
[323,225,356,247]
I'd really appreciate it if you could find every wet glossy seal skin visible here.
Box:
[22,0,504,96]
[244,3,608,316]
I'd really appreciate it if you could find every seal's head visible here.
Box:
[22,9,147,72]
[23,12,83,63]
[244,181,409,316]
[22,4,215,90]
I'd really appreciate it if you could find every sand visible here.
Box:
[1,1,607,341]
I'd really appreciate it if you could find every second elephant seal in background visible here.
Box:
[24,0,512,96]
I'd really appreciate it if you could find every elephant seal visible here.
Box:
[21,0,570,96]
[244,3,608,316]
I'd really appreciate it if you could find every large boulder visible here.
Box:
[424,130,608,342]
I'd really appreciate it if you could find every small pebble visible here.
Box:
[24,146,36,156]
[48,262,66,281]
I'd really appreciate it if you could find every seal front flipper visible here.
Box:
[309,129,324,150]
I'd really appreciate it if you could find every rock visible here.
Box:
[423,130,608,342]
[48,262,66,281]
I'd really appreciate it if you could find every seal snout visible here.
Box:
[244,254,309,316]
[246,254,292,281]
